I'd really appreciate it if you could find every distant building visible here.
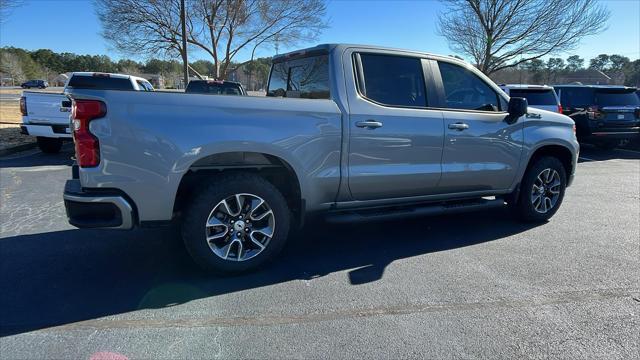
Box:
[137,73,165,89]
[228,63,267,91]
[556,69,612,85]
[0,73,15,86]
[52,73,71,87]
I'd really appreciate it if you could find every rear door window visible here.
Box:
[267,55,330,99]
[357,53,427,108]
[67,75,133,90]
[509,89,558,105]
[438,62,502,112]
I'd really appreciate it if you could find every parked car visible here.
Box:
[20,72,154,153]
[20,80,48,89]
[499,84,562,113]
[185,79,246,95]
[554,85,640,149]
[63,44,578,273]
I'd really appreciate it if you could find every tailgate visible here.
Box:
[599,106,639,124]
[23,92,71,124]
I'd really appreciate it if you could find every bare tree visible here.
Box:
[95,0,327,79]
[0,0,24,24]
[0,52,25,83]
[438,0,610,74]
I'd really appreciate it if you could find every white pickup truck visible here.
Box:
[20,72,154,153]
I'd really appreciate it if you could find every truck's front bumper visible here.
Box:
[63,179,135,230]
[21,124,72,138]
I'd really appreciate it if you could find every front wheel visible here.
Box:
[36,137,63,153]
[516,156,567,222]
[181,173,291,274]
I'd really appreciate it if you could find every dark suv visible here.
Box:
[554,85,640,149]
[20,80,48,89]
[185,80,246,95]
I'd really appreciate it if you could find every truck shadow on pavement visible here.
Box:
[0,144,74,168]
[0,209,541,337]
[577,145,640,163]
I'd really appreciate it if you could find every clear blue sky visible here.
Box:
[1,0,638,63]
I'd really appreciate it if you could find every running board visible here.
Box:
[325,198,505,224]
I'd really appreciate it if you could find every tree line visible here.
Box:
[0,46,272,88]
[492,54,640,86]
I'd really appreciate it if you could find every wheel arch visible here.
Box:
[525,144,575,180]
[173,151,304,225]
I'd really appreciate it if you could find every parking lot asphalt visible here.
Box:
[0,145,638,359]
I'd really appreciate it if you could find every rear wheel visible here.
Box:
[516,156,567,222]
[181,173,291,274]
[36,137,63,153]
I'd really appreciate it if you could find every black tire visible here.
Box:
[516,156,567,222]
[36,137,63,153]
[181,173,291,274]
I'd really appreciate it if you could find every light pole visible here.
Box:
[180,0,189,88]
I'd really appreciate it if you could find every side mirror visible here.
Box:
[506,97,528,123]
[508,97,528,117]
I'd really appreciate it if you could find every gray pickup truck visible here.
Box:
[63,44,579,273]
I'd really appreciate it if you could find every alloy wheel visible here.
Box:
[204,193,275,261]
[530,168,561,214]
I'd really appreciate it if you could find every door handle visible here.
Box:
[448,122,469,131]
[355,120,383,129]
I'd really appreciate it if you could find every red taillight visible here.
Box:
[558,104,563,114]
[20,96,27,116]
[72,100,106,167]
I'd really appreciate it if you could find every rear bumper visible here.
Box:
[63,179,134,230]
[21,124,72,138]
[586,128,640,141]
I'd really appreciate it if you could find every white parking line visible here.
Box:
[9,165,69,172]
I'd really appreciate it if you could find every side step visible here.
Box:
[325,197,505,224]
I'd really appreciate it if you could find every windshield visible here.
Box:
[595,90,640,106]
[67,75,133,90]
[509,89,557,105]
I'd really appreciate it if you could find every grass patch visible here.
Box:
[0,103,22,124]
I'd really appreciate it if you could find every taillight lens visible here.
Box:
[558,104,563,114]
[72,100,106,167]
[20,96,27,116]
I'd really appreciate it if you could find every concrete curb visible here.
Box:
[0,142,38,157]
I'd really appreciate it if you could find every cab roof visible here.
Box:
[70,72,149,82]
[273,43,465,64]
[500,84,555,89]
[553,84,637,90]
